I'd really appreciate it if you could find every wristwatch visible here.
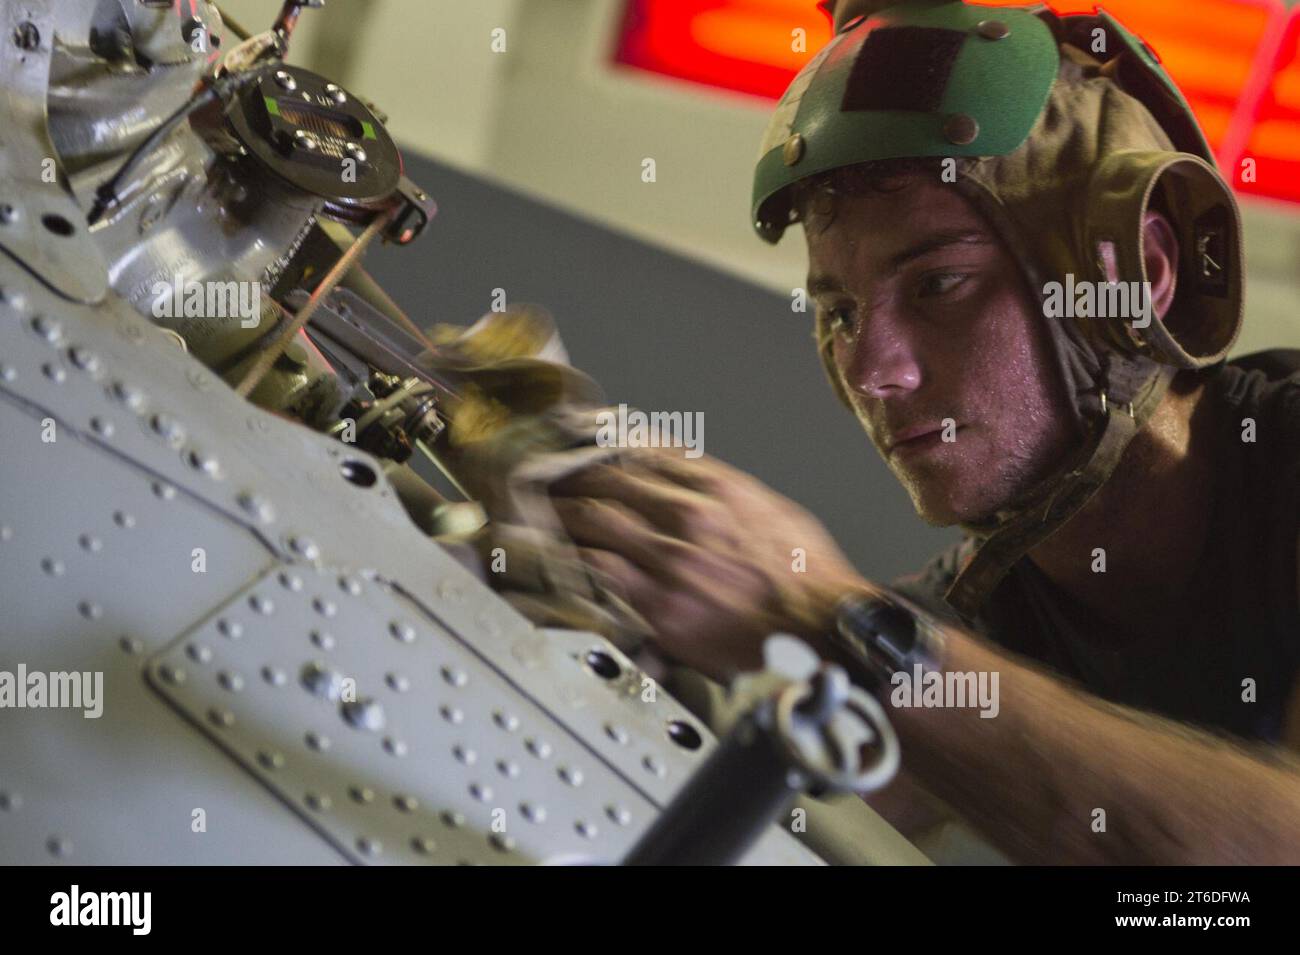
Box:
[828,589,947,691]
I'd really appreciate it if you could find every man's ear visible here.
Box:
[1141,209,1179,321]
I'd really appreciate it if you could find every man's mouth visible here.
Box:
[886,423,962,458]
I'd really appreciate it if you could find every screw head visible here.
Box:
[977,20,1010,41]
[782,133,805,167]
[943,113,979,146]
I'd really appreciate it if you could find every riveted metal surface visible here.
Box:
[146,564,672,864]
[0,262,822,864]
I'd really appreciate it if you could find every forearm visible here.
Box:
[888,625,1300,864]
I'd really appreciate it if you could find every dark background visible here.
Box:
[365,152,955,583]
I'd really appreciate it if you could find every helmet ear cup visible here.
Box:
[1084,151,1243,368]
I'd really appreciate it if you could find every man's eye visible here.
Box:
[916,272,969,298]
[825,305,856,337]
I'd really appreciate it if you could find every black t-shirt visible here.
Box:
[892,354,1300,743]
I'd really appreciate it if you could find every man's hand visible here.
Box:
[549,449,871,681]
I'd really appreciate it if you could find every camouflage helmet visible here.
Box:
[752,0,1244,619]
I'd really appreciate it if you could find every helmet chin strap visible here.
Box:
[944,361,1175,621]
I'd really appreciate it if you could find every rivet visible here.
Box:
[389,620,416,643]
[67,346,99,372]
[0,364,14,381]
[469,782,492,802]
[42,362,65,383]
[257,750,285,770]
[119,636,143,654]
[274,70,297,90]
[310,629,335,650]
[496,759,519,778]
[151,481,176,500]
[520,802,546,823]
[186,643,212,664]
[782,133,805,166]
[262,665,286,686]
[110,380,146,411]
[342,697,385,731]
[186,448,221,477]
[977,19,1010,40]
[0,791,21,811]
[606,804,632,826]
[643,754,667,777]
[345,142,367,163]
[149,413,185,446]
[77,601,103,620]
[493,710,519,732]
[302,662,344,700]
[943,113,979,145]
[525,738,551,759]
[441,666,468,688]
[605,723,629,745]
[356,836,381,857]
[305,793,331,811]
[217,618,243,639]
[248,593,274,615]
[575,820,598,839]
[440,810,465,828]
[394,794,418,812]
[237,491,276,524]
[158,663,186,685]
[489,833,516,852]
[349,785,374,804]
[558,766,583,787]
[453,744,476,765]
[278,571,303,592]
[338,575,362,596]
[305,730,330,751]
[288,535,320,560]
[78,534,102,552]
[382,736,407,756]
[208,708,235,728]
[90,416,113,438]
[31,314,62,343]
[411,836,436,855]
[218,670,244,692]
[385,672,409,692]
[440,704,464,724]
[40,556,64,576]
[312,597,337,617]
[113,510,135,529]
[46,836,72,858]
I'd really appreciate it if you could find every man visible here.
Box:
[545,0,1300,863]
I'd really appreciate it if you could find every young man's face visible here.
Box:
[803,175,1081,526]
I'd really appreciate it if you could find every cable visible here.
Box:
[85,64,271,227]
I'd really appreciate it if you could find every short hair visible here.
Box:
[790,157,950,235]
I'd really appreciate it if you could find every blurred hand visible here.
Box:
[550,449,873,682]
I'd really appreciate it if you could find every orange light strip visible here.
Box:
[613,0,1300,203]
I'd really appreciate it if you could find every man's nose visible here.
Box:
[840,314,922,400]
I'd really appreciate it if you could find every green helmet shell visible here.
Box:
[753,0,1060,242]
